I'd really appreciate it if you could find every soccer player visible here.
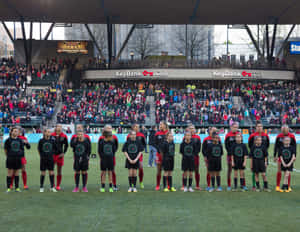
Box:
[202,127,220,191]
[154,121,169,191]
[51,124,69,191]
[38,128,57,193]
[10,127,31,190]
[98,127,118,193]
[180,131,197,192]
[122,130,143,192]
[98,125,119,191]
[248,121,269,191]
[230,133,248,191]
[0,124,4,147]
[126,124,146,189]
[249,136,271,192]
[206,132,223,192]
[71,130,91,192]
[4,127,26,192]
[278,137,296,192]
[160,131,176,192]
[274,125,296,192]
[225,122,240,191]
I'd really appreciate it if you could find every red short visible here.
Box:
[113,156,116,166]
[277,157,282,164]
[139,154,143,162]
[194,155,199,166]
[21,157,27,165]
[156,152,162,165]
[53,154,64,167]
[227,155,232,164]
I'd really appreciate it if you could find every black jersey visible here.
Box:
[180,141,197,158]
[249,145,268,160]
[206,143,223,159]
[98,139,118,158]
[122,139,143,160]
[71,137,91,160]
[38,136,58,157]
[230,143,248,159]
[278,146,296,164]
[160,141,175,157]
[4,137,25,157]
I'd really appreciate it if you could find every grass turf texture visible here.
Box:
[0,144,300,232]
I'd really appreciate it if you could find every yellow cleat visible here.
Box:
[170,187,177,192]
[275,186,281,192]
[288,187,292,192]
[163,188,170,192]
[278,189,284,193]
[285,189,291,193]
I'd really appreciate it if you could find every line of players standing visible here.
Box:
[3,121,296,193]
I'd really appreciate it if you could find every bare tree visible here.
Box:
[129,27,160,60]
[175,25,207,61]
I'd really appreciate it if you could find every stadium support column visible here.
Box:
[1,22,14,43]
[44,23,55,40]
[244,25,262,58]
[266,24,270,66]
[116,24,136,60]
[107,17,113,69]
[84,24,105,60]
[28,22,33,68]
[270,23,278,65]
[20,18,29,67]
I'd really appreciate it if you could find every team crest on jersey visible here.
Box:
[282,149,291,160]
[128,144,138,154]
[212,146,221,157]
[253,148,263,159]
[168,144,175,156]
[43,142,52,153]
[75,144,85,156]
[11,141,20,152]
[184,145,193,156]
[234,146,243,157]
[103,144,113,156]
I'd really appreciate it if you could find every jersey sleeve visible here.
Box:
[122,142,128,153]
[180,142,184,155]
[4,139,9,151]
[273,136,280,157]
[38,140,42,154]
[243,144,249,157]
[224,135,231,152]
[220,145,224,156]
[202,140,208,157]
[63,136,69,153]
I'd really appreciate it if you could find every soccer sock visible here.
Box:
[82,174,87,187]
[128,177,132,187]
[50,175,54,188]
[264,181,268,189]
[168,176,172,188]
[163,176,167,189]
[101,183,105,188]
[40,175,45,188]
[240,178,245,187]
[195,172,200,188]
[22,170,27,186]
[75,173,80,188]
[207,173,211,187]
[7,176,12,189]
[182,173,185,187]
[252,173,256,188]
[112,171,117,187]
[156,174,161,187]
[234,178,238,188]
[10,174,15,188]
[211,176,215,188]
[288,173,291,188]
[216,176,221,187]
[57,175,62,187]
[243,178,246,187]
[227,176,231,187]
[276,172,281,187]
[139,168,144,183]
[256,181,260,189]
[109,183,112,188]
[183,178,187,187]
[188,178,193,188]
[15,176,19,189]
[133,177,137,188]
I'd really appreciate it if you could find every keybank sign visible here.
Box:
[290,42,300,55]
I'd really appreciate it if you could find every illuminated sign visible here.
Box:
[57,41,88,54]
[290,42,300,55]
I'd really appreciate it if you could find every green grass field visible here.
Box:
[0,144,300,232]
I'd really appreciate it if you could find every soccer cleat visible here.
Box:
[23,185,29,190]
[100,188,105,193]
[209,188,215,193]
[232,188,237,192]
[227,187,231,191]
[163,188,170,192]
[109,188,114,193]
[170,187,177,192]
[155,186,160,191]
[263,188,271,193]
[195,186,202,191]
[252,187,256,192]
[128,187,132,192]
[50,188,57,193]
[279,189,285,193]
[40,188,44,193]
[15,188,21,192]
[72,187,79,193]
[255,188,261,192]
[217,187,223,192]
[180,186,185,191]
[140,182,144,189]
[285,189,291,193]
[188,187,194,192]
[275,186,281,192]
[82,187,88,193]
[242,186,248,191]
[6,188,11,193]
[206,187,211,191]
[133,188,137,193]
[56,186,61,191]
[113,186,119,191]
[288,187,292,192]
[183,187,188,192]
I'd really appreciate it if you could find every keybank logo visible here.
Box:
[290,42,300,54]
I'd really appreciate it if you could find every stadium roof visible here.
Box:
[0,0,300,24]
